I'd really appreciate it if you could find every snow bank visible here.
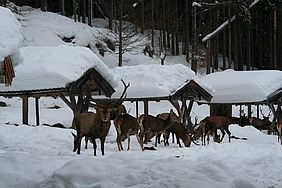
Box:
[0,45,117,91]
[203,69,282,103]
[0,7,23,61]
[20,8,114,50]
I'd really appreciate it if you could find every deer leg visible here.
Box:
[136,132,144,151]
[219,128,225,142]
[127,132,131,150]
[116,135,122,151]
[225,128,231,142]
[155,133,158,147]
[177,136,182,147]
[157,133,161,144]
[77,135,82,155]
[85,137,88,149]
[92,138,97,156]
[172,132,175,143]
[100,138,105,156]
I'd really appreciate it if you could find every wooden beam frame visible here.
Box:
[35,97,40,126]
[22,95,28,125]
[143,100,149,115]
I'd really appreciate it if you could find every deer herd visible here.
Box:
[71,81,282,156]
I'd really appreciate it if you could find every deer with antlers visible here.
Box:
[72,79,130,156]
[248,108,272,132]
[193,116,246,144]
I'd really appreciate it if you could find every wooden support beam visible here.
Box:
[22,96,28,125]
[35,97,40,126]
[136,101,139,118]
[186,100,194,117]
[59,93,73,110]
[248,104,252,118]
[144,100,149,115]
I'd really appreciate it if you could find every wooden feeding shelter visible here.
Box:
[198,70,282,131]
[108,64,213,126]
[0,45,116,125]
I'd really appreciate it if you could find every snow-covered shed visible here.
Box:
[110,64,213,122]
[0,45,116,125]
[0,6,23,86]
[201,69,282,125]
[0,49,213,125]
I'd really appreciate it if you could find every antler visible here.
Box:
[120,79,130,100]
[260,108,271,119]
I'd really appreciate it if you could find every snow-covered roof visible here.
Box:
[202,69,282,104]
[0,7,23,61]
[110,64,213,99]
[0,45,117,92]
[0,44,212,100]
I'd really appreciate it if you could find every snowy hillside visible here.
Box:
[0,6,282,188]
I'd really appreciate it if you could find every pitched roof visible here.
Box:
[201,69,282,104]
[0,45,116,97]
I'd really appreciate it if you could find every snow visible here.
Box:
[111,64,213,99]
[202,69,282,103]
[0,6,282,188]
[0,97,282,188]
[0,7,23,61]
[0,45,117,92]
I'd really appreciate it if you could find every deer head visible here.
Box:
[260,108,271,122]
[91,79,130,122]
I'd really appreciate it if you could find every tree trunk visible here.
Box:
[118,0,123,67]
[140,0,145,34]
[82,0,86,23]
[109,0,113,30]
[61,0,65,15]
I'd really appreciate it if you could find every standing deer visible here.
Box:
[194,116,245,144]
[72,80,130,156]
[137,109,173,147]
[248,109,272,132]
[156,110,180,145]
[84,103,127,149]
[114,113,144,151]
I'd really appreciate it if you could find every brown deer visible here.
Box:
[194,116,244,144]
[248,109,272,132]
[84,103,127,149]
[193,120,220,145]
[72,79,130,156]
[138,110,173,147]
[111,104,127,120]
[276,122,282,145]
[163,121,193,147]
[157,111,194,147]
[114,113,144,151]
[155,110,180,145]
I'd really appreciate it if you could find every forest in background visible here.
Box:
[4,0,282,73]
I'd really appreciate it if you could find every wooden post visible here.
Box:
[22,96,28,125]
[144,100,149,115]
[35,97,40,126]
[256,104,259,118]
[248,104,252,118]
[136,101,139,118]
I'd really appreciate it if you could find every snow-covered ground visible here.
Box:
[0,5,282,188]
[0,97,282,188]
